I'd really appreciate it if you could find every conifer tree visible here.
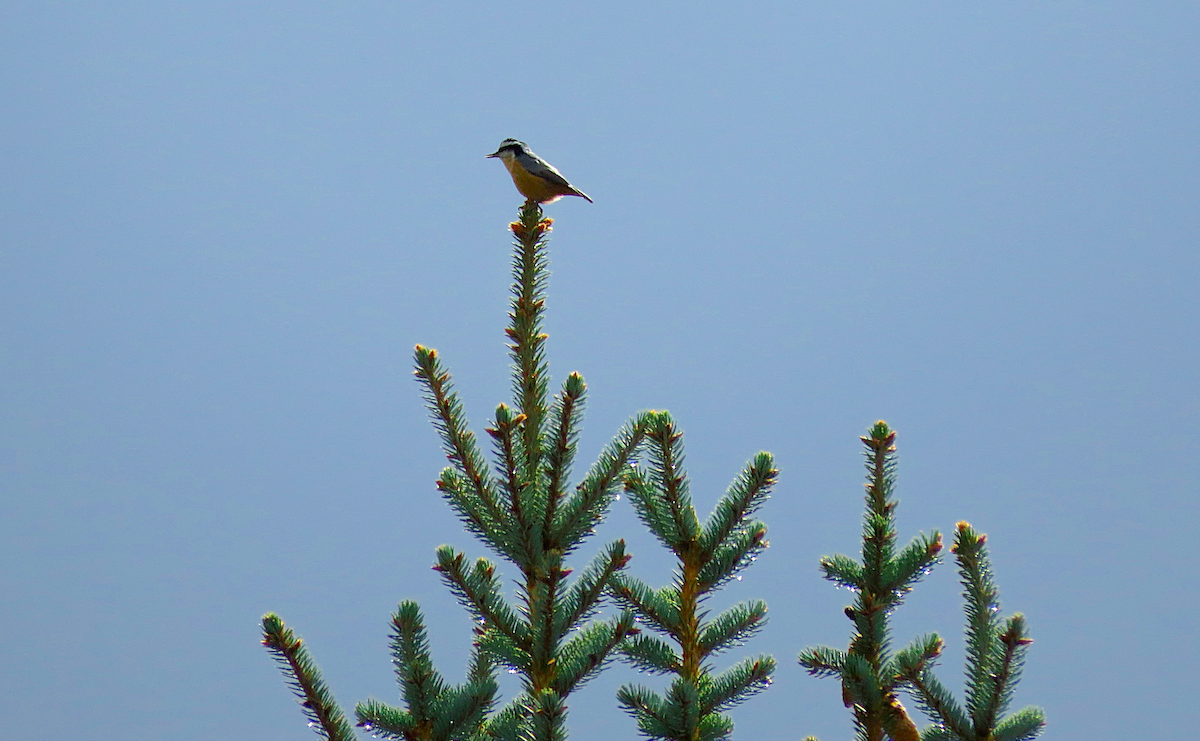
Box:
[798,422,1045,741]
[262,201,655,741]
[798,422,942,741]
[609,413,778,741]
[407,202,657,741]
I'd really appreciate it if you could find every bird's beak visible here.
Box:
[486,150,500,158]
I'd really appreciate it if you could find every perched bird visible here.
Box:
[487,139,593,204]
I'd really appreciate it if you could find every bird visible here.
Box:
[487,139,593,204]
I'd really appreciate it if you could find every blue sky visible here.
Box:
[2,3,1197,740]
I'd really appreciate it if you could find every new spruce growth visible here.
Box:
[891,523,1046,741]
[411,202,653,741]
[610,413,777,741]
[798,422,942,741]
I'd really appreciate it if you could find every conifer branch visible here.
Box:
[486,404,531,546]
[900,669,971,740]
[545,373,586,518]
[408,202,647,741]
[476,630,531,675]
[699,452,775,554]
[613,412,776,741]
[990,614,1033,724]
[645,416,700,550]
[699,655,776,714]
[356,698,418,739]
[552,412,654,551]
[415,346,517,561]
[353,601,499,741]
[609,574,682,635]
[796,645,847,679]
[619,634,682,675]
[887,523,1045,741]
[264,198,671,741]
[623,465,676,552]
[697,523,768,592]
[883,534,943,597]
[555,540,632,638]
[432,547,530,647]
[430,680,497,741]
[414,347,501,508]
[435,469,518,562]
[991,707,1046,741]
[696,715,736,741]
[526,689,568,741]
[261,613,357,741]
[389,601,448,720]
[697,601,768,657]
[616,685,673,738]
[954,524,1001,729]
[819,553,864,591]
[483,701,527,741]
[552,612,639,695]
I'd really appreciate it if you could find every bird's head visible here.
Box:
[487,138,527,161]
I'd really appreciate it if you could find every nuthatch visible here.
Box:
[487,139,592,204]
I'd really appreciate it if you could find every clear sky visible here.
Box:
[2,3,1197,740]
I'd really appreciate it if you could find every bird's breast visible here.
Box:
[503,159,560,202]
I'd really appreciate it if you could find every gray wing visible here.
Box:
[516,150,574,188]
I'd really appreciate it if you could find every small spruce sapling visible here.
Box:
[798,422,942,741]
[610,412,778,741]
[799,422,1045,741]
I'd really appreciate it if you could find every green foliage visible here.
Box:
[260,191,1042,741]
[893,523,1047,741]
[611,413,777,741]
[263,202,651,741]
[799,423,1045,741]
[410,202,653,741]
[353,601,498,741]
[260,613,358,741]
[798,422,941,741]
